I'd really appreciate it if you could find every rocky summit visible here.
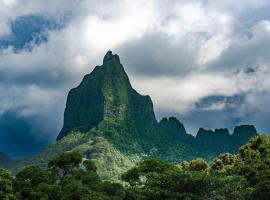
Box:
[58,50,157,142]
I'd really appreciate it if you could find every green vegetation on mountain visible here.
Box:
[56,51,257,161]
[0,135,270,199]
[0,51,258,182]
[57,50,157,142]
[55,50,209,167]
[1,132,141,181]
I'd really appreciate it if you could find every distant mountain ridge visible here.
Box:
[159,117,257,153]
[194,125,257,152]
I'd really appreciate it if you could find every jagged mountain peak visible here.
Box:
[196,128,230,137]
[103,50,120,64]
[159,117,187,137]
[57,51,156,140]
[233,125,257,136]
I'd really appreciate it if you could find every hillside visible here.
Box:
[1,135,269,199]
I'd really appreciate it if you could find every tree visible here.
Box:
[2,136,270,200]
[122,158,174,186]
[0,167,15,200]
[48,151,83,180]
[189,158,209,172]
[211,153,237,174]
[13,166,52,199]
[60,180,89,200]
[231,135,270,200]
[178,160,190,170]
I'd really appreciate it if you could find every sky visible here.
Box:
[0,0,270,158]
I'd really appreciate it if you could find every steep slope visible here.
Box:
[232,125,257,148]
[58,51,156,141]
[158,117,195,143]
[1,132,141,181]
[195,128,232,152]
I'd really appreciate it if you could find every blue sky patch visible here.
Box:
[0,15,65,52]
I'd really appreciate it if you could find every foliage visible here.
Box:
[8,151,128,200]
[2,133,141,181]
[1,135,270,199]
[122,135,270,200]
[122,158,250,200]
[0,168,15,200]
[210,153,237,174]
[233,135,270,199]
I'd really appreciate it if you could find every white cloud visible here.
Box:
[0,83,62,117]
[1,0,270,137]
[130,67,270,114]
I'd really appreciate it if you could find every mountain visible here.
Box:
[56,51,199,159]
[1,51,257,180]
[0,152,12,163]
[56,50,257,160]
[191,125,257,153]
[158,117,257,153]
[58,50,157,144]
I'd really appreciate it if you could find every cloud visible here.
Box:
[0,111,51,158]
[208,20,270,71]
[130,66,270,134]
[129,67,267,113]
[1,0,270,156]
[117,0,234,76]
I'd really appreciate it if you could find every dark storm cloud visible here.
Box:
[176,90,270,135]
[176,110,243,135]
[208,20,270,72]
[1,0,270,158]
[117,33,199,77]
[0,111,51,158]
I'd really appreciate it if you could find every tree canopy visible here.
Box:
[0,135,270,199]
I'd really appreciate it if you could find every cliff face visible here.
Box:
[159,117,187,137]
[232,125,257,148]
[158,117,195,142]
[57,51,157,140]
[159,121,257,153]
[190,125,257,153]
